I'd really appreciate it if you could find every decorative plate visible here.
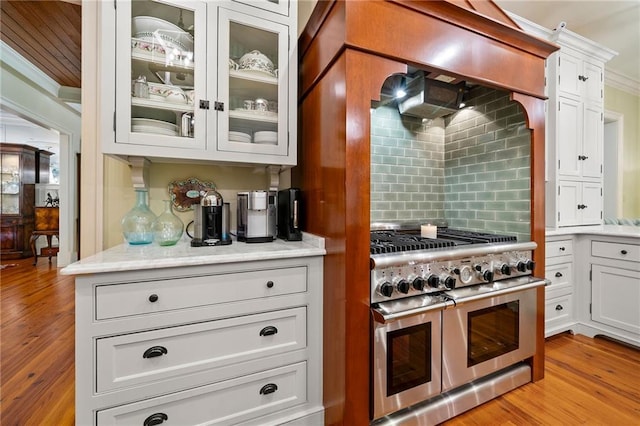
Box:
[168,177,216,212]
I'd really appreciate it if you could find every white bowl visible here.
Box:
[147,82,188,104]
[238,50,275,76]
[132,16,194,53]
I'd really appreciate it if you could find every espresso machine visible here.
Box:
[190,190,232,247]
[237,190,277,243]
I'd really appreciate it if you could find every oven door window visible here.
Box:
[387,322,431,396]
[467,301,519,367]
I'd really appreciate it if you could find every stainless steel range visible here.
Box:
[369,224,547,424]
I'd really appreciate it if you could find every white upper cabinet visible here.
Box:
[557,51,603,104]
[102,0,297,167]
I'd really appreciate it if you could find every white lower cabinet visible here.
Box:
[591,265,640,334]
[97,362,307,426]
[75,256,324,425]
[544,237,576,337]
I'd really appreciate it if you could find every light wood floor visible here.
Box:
[1,257,639,425]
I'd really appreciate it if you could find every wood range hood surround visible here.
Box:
[295,1,558,425]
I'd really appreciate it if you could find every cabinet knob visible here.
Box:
[266,280,274,288]
[577,204,587,210]
[555,304,564,311]
[555,272,563,278]
[143,413,168,426]
[148,294,159,303]
[143,346,168,359]
[621,250,628,255]
[559,247,565,251]
[259,383,278,395]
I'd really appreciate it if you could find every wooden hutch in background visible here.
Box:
[0,143,52,259]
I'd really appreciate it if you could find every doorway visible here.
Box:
[603,111,623,219]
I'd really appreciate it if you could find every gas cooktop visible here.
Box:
[370,228,517,254]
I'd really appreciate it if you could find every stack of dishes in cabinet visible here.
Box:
[253,131,277,145]
[132,118,179,136]
[132,16,194,60]
[229,131,251,143]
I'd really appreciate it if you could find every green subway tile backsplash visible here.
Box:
[370,86,531,240]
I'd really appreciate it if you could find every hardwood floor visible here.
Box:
[1,257,639,425]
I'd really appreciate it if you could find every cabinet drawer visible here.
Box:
[545,294,573,328]
[544,263,573,298]
[97,362,307,425]
[96,307,306,393]
[592,241,640,263]
[95,266,307,320]
[546,239,573,258]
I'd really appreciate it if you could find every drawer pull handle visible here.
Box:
[621,250,628,255]
[555,272,563,278]
[259,326,278,337]
[559,247,565,251]
[259,383,278,395]
[143,413,168,426]
[148,294,159,303]
[266,280,274,288]
[555,305,564,311]
[143,346,168,359]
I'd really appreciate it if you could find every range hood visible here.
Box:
[398,72,466,119]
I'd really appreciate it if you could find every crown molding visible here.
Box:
[605,68,640,96]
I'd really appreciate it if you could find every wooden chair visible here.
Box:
[30,207,59,265]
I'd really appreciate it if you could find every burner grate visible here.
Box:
[370,231,456,254]
[436,229,517,244]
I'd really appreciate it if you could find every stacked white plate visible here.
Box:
[132,16,194,53]
[132,118,178,136]
[229,131,251,143]
[253,131,278,144]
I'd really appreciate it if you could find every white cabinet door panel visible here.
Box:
[582,103,603,179]
[581,183,602,225]
[591,265,640,335]
[557,97,581,178]
[558,181,580,226]
[583,60,603,104]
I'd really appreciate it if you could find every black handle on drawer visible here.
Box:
[143,413,168,426]
[555,272,563,278]
[621,250,628,255]
[555,305,564,311]
[259,326,278,337]
[266,280,274,288]
[148,294,159,303]
[143,346,168,359]
[259,383,278,395]
[559,247,565,251]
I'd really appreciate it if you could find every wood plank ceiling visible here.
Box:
[0,0,81,88]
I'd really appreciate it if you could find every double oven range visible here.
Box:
[369,224,547,424]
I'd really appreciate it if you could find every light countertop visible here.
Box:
[61,232,326,275]
[546,225,640,239]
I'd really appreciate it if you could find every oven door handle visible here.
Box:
[371,300,448,323]
[442,277,549,307]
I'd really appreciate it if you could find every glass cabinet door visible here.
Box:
[0,153,21,215]
[231,0,290,16]
[216,8,289,157]
[115,0,208,150]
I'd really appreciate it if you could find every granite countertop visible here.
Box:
[61,232,326,275]
[546,225,640,239]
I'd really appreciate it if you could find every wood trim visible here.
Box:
[512,92,548,382]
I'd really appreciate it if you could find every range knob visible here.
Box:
[396,279,410,294]
[411,276,425,291]
[526,260,536,271]
[441,275,456,290]
[499,263,511,275]
[378,282,394,298]
[426,274,440,288]
[482,270,494,282]
[516,261,527,272]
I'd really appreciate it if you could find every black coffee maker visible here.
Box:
[190,190,232,247]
